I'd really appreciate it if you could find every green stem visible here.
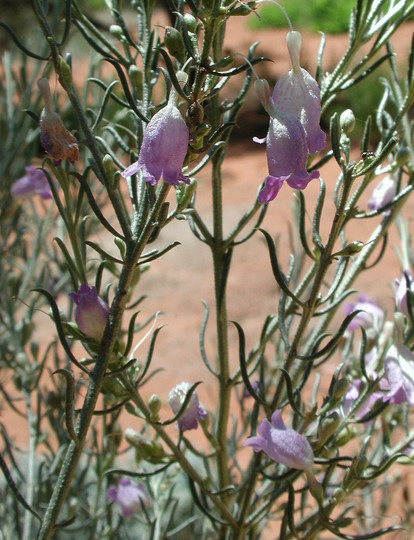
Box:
[210,154,232,497]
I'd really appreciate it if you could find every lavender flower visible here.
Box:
[69,284,109,341]
[344,294,384,334]
[168,381,207,431]
[254,79,320,203]
[367,175,396,213]
[11,166,52,200]
[121,71,189,186]
[37,78,79,166]
[106,477,148,517]
[243,410,314,471]
[395,272,414,317]
[272,31,326,154]
[342,379,385,421]
[382,343,414,405]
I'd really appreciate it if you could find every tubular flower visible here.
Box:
[344,294,384,334]
[395,272,414,317]
[121,72,189,186]
[243,410,314,471]
[106,477,148,517]
[367,175,396,213]
[11,166,52,200]
[69,284,109,341]
[254,79,320,203]
[272,31,326,154]
[382,343,414,405]
[168,381,207,431]
[37,78,79,166]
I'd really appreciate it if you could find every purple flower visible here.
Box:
[69,284,109,340]
[11,166,52,200]
[168,381,207,431]
[106,477,148,517]
[121,72,189,186]
[254,79,320,204]
[272,31,326,154]
[344,294,384,333]
[382,343,414,405]
[395,272,414,317]
[367,176,396,213]
[243,410,314,471]
[342,379,385,421]
[37,78,79,166]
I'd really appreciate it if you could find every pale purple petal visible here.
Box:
[243,410,314,471]
[106,477,148,517]
[367,176,396,212]
[168,382,206,431]
[69,284,109,340]
[11,166,52,200]
[383,344,414,405]
[258,111,320,203]
[395,272,414,316]
[122,101,189,186]
[272,32,325,154]
[344,294,384,333]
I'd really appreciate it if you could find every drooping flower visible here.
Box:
[382,343,414,405]
[106,477,148,517]
[168,381,207,431]
[367,175,396,213]
[37,78,79,166]
[11,166,52,200]
[395,272,414,317]
[243,410,314,471]
[121,71,189,186]
[254,79,320,203]
[69,284,109,341]
[272,31,326,154]
[344,294,384,334]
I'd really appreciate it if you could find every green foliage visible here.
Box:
[250,0,355,34]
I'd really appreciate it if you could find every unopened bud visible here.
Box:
[331,378,349,400]
[164,26,185,64]
[340,109,355,135]
[110,24,123,38]
[59,56,73,90]
[332,241,364,258]
[128,65,142,90]
[148,394,162,422]
[183,13,197,32]
[317,412,341,446]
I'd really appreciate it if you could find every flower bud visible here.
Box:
[317,412,341,446]
[340,109,356,135]
[168,382,207,431]
[164,26,185,64]
[183,13,197,32]
[109,24,123,38]
[148,394,162,422]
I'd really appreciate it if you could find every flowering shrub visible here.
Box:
[1,1,414,539]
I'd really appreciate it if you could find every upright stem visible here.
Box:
[210,154,231,497]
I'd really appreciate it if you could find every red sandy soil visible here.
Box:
[2,12,414,538]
